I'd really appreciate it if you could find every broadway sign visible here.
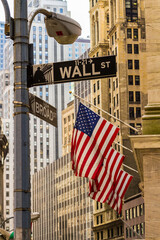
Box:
[29,93,57,127]
[27,55,116,87]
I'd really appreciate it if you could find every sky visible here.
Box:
[0,0,90,38]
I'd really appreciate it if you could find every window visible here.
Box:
[127,44,132,54]
[117,110,119,119]
[101,231,103,239]
[127,28,132,38]
[129,91,134,102]
[133,28,138,40]
[6,209,9,215]
[113,81,115,90]
[129,228,132,238]
[96,202,99,210]
[135,60,139,69]
[98,95,100,104]
[136,224,140,234]
[108,229,110,238]
[140,222,144,235]
[97,232,99,240]
[92,0,94,7]
[109,78,111,88]
[128,75,133,85]
[132,207,136,218]
[115,31,117,40]
[111,228,113,238]
[107,13,109,23]
[126,0,138,22]
[39,26,42,32]
[139,204,144,216]
[133,225,136,237]
[33,26,36,32]
[135,75,140,85]
[136,107,141,118]
[130,123,135,135]
[128,60,133,69]
[60,8,63,13]
[100,214,103,223]
[116,78,118,88]
[126,228,129,238]
[97,216,99,224]
[134,44,139,54]
[97,80,100,90]
[94,83,96,92]
[129,208,132,219]
[112,35,114,45]
[39,34,42,43]
[136,91,141,102]
[6,192,9,197]
[129,107,134,119]
[37,13,41,22]
[114,97,116,107]
[94,98,96,105]
[116,94,118,105]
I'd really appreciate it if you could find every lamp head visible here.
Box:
[45,13,82,44]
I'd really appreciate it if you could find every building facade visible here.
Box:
[89,0,146,239]
[32,153,94,240]
[123,193,145,239]
[0,22,6,71]
[62,100,75,156]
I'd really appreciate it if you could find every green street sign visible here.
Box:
[9,232,14,239]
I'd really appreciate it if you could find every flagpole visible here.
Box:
[114,141,133,153]
[122,163,139,174]
[69,91,139,133]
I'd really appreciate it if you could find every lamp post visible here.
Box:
[1,0,81,239]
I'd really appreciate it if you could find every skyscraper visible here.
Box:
[28,0,90,175]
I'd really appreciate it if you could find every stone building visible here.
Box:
[89,0,147,239]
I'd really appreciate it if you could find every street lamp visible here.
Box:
[1,0,81,239]
[28,8,81,44]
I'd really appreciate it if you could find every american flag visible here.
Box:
[71,102,119,180]
[89,148,125,200]
[106,169,133,213]
[89,168,133,214]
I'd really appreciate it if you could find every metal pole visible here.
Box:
[13,0,31,239]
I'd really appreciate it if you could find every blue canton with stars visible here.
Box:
[74,102,100,137]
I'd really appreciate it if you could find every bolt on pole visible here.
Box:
[13,0,31,239]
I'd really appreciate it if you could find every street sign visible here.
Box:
[29,93,57,127]
[27,55,116,87]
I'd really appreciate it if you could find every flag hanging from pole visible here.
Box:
[71,102,119,180]
[89,168,133,214]
[89,147,125,198]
